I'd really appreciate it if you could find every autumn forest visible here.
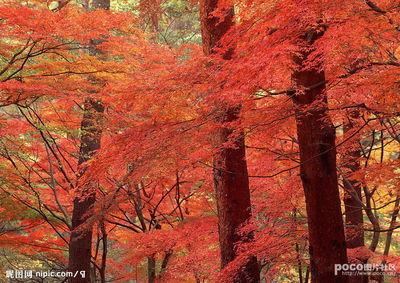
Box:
[0,0,399,282]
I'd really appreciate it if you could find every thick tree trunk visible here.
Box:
[69,99,104,283]
[147,256,156,283]
[68,1,109,281]
[91,0,110,10]
[292,30,348,283]
[213,107,260,282]
[200,0,234,60]
[200,1,259,282]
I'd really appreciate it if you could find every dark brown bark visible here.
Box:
[160,249,173,273]
[100,221,107,283]
[69,99,104,283]
[91,0,110,10]
[343,155,364,248]
[200,0,234,60]
[200,1,259,282]
[291,30,348,283]
[147,256,156,283]
[343,112,367,283]
[68,1,109,281]
[213,107,260,282]
[305,267,310,283]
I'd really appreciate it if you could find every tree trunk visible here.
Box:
[343,111,367,283]
[100,221,108,283]
[377,194,400,283]
[68,1,109,282]
[200,2,259,282]
[343,150,364,249]
[291,30,348,283]
[383,196,400,257]
[69,99,104,283]
[343,111,364,249]
[160,249,173,274]
[147,255,156,283]
[213,107,260,282]
[364,186,380,253]
[91,0,110,10]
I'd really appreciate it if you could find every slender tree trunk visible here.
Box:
[293,209,304,283]
[160,249,173,274]
[364,186,380,252]
[343,112,364,249]
[68,0,109,282]
[377,193,400,283]
[343,111,367,283]
[291,29,348,283]
[383,196,400,257]
[305,267,310,283]
[200,1,259,281]
[100,221,108,283]
[382,158,400,259]
[343,157,364,249]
